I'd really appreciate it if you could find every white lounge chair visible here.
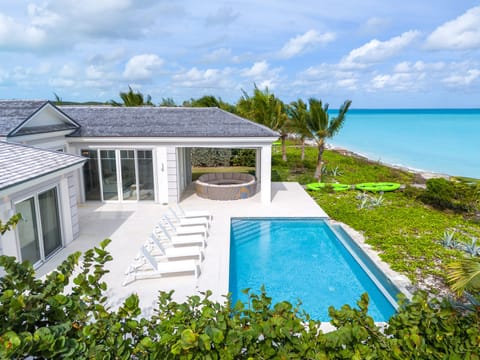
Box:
[168,208,211,228]
[123,246,199,286]
[161,215,208,238]
[176,204,212,221]
[155,223,206,249]
[146,232,204,261]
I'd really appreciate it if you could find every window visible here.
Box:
[82,149,154,201]
[16,187,62,265]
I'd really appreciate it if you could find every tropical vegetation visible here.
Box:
[0,224,478,359]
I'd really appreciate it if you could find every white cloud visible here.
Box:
[206,6,239,27]
[369,73,421,91]
[278,30,335,58]
[58,64,77,77]
[86,65,105,80]
[202,48,234,63]
[443,69,480,87]
[0,13,48,49]
[361,17,390,35]
[172,67,234,89]
[394,60,445,73]
[242,61,270,77]
[123,54,164,80]
[341,30,420,68]
[426,6,480,50]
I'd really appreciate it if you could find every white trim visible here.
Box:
[67,136,278,146]
[12,184,65,267]
[8,130,77,143]
[9,102,79,137]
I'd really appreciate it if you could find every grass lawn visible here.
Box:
[272,141,480,294]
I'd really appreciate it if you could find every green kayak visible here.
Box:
[355,182,401,192]
[306,183,351,191]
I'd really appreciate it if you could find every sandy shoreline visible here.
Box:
[325,144,451,181]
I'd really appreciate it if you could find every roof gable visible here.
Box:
[0,141,86,192]
[60,106,279,138]
[0,100,80,137]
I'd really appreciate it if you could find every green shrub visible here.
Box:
[191,148,232,167]
[230,149,256,167]
[419,178,480,214]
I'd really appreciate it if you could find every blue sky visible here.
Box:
[0,1,479,108]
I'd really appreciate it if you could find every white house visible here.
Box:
[0,100,278,267]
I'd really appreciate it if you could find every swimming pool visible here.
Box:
[229,218,400,321]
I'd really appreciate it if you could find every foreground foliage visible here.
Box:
[0,239,479,359]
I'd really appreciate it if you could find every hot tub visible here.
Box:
[195,173,257,200]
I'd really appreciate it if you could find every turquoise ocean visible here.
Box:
[328,109,480,179]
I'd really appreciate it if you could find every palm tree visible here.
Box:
[306,98,352,180]
[288,99,310,161]
[237,85,289,161]
[185,95,236,113]
[110,86,153,106]
[447,258,480,296]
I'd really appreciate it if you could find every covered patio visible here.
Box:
[36,182,328,314]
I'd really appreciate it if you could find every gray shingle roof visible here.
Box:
[59,106,279,138]
[0,141,86,191]
[0,100,79,137]
[0,100,47,136]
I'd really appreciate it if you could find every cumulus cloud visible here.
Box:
[172,67,234,88]
[426,6,480,50]
[0,12,48,50]
[0,1,161,52]
[123,54,164,80]
[369,72,427,91]
[443,69,480,87]
[394,60,445,73]
[206,6,239,27]
[242,61,270,77]
[278,30,335,59]
[202,48,235,63]
[341,30,420,68]
[360,17,390,35]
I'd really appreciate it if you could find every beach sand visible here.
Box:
[326,144,451,182]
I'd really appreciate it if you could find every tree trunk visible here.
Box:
[301,138,305,161]
[281,134,287,162]
[314,141,325,180]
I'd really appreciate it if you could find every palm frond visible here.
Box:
[447,258,480,295]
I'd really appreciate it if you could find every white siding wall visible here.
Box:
[68,174,80,239]
[0,173,78,262]
[167,146,178,203]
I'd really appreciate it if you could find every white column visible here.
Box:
[260,145,272,203]
[59,176,74,245]
[255,148,261,191]
[155,147,169,204]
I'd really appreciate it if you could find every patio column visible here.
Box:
[255,148,261,192]
[260,145,271,203]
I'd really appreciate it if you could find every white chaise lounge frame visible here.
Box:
[123,245,199,286]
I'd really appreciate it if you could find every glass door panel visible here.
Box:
[38,188,62,258]
[120,150,137,200]
[17,198,41,264]
[81,149,101,200]
[137,150,154,200]
[100,150,118,200]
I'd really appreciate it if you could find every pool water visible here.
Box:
[229,218,398,321]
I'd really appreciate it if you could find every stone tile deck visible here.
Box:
[36,182,328,314]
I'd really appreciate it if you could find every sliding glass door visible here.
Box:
[17,198,41,264]
[100,150,118,200]
[16,187,63,265]
[82,149,154,202]
[39,188,62,257]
